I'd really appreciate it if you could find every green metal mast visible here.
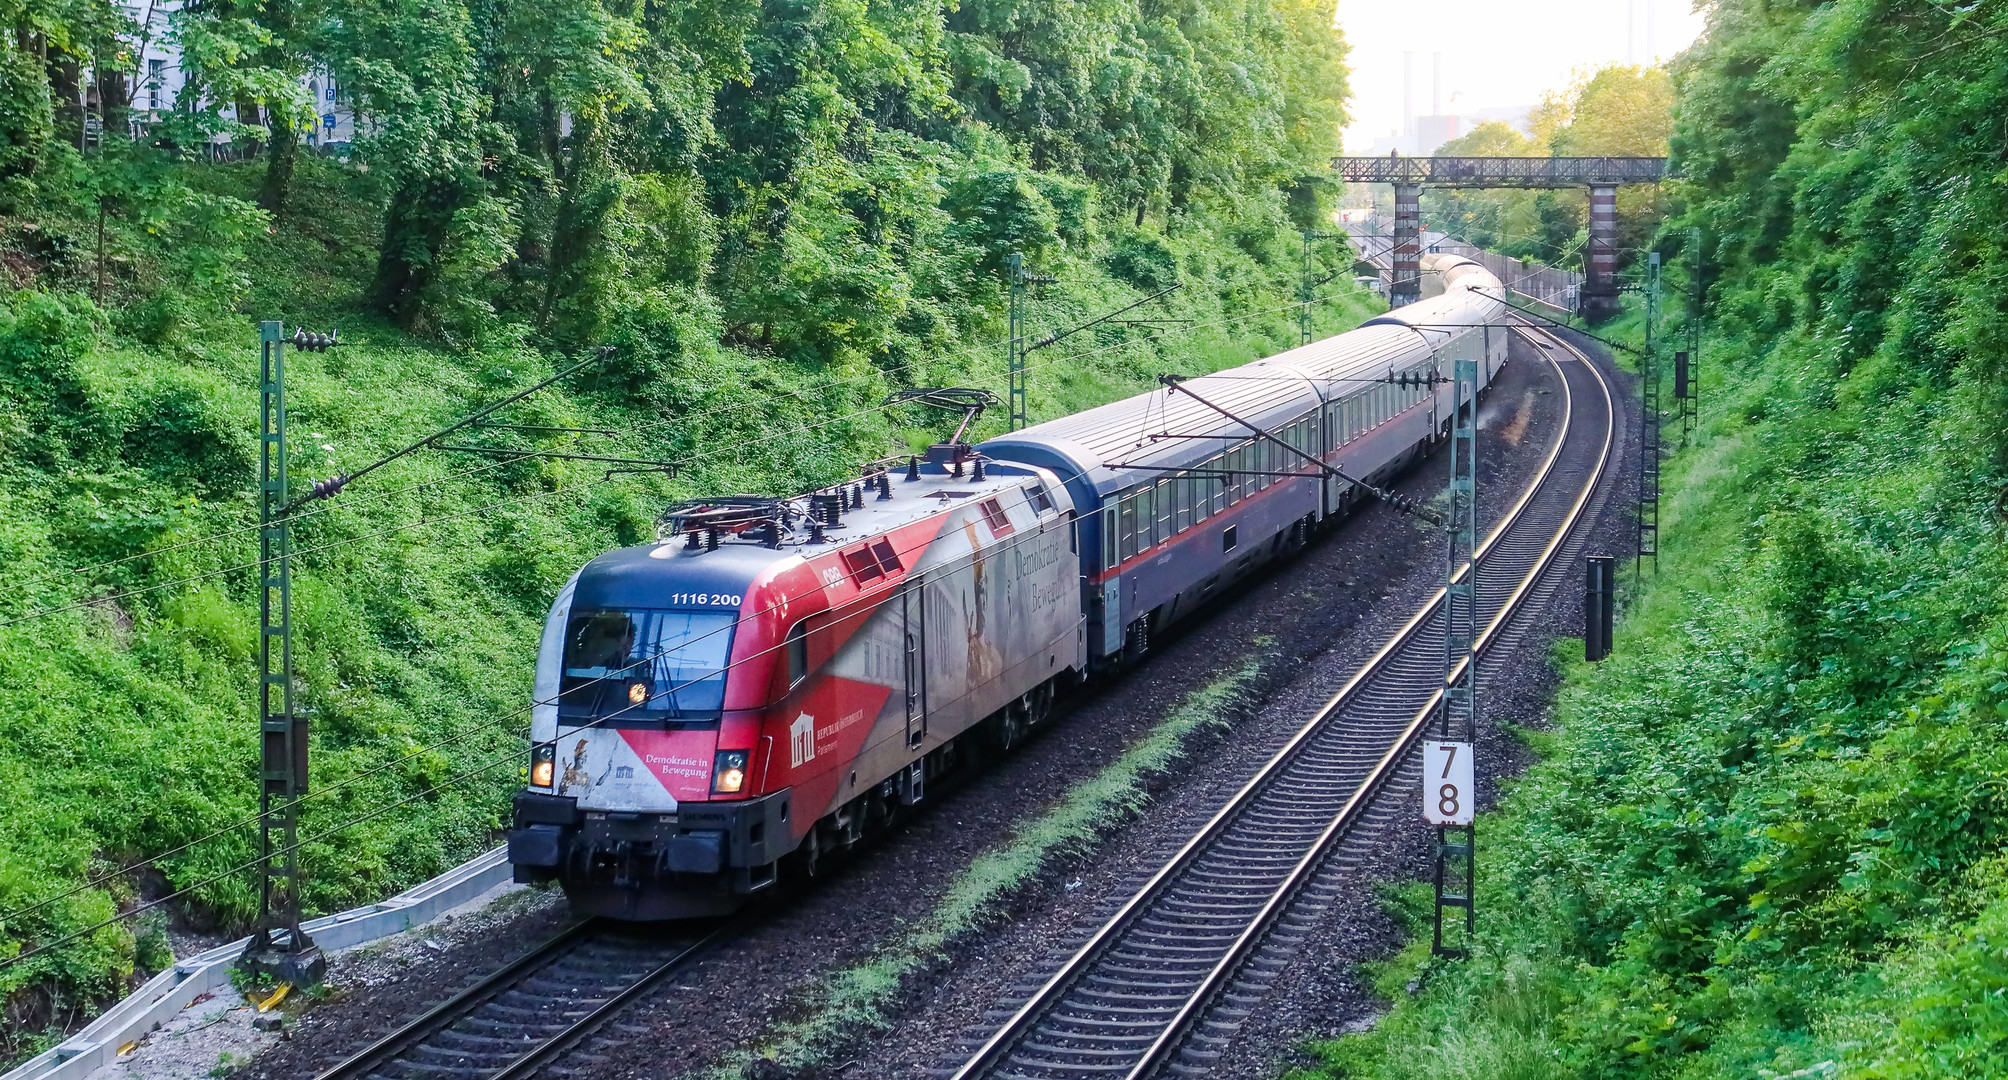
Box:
[1639,252,1661,572]
[1432,351,1480,957]
[240,320,325,987]
[1300,232,1315,346]
[1007,253,1028,431]
[1004,253,1054,431]
[1681,226,1701,443]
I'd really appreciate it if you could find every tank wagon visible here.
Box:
[508,255,1509,918]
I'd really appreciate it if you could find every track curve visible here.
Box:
[945,320,1618,1080]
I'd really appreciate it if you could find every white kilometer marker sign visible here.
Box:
[1422,741,1474,826]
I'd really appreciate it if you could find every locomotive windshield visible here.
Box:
[558,609,736,723]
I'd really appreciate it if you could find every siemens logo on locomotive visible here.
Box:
[507,253,1510,920]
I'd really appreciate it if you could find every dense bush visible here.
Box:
[1294,3,2008,1079]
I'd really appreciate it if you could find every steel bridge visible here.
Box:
[1333,155,1670,318]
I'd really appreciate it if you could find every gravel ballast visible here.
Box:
[201,332,1619,1080]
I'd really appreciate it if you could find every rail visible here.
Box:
[948,318,1617,1080]
[313,917,739,1080]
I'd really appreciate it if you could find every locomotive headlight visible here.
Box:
[712,749,750,795]
[628,682,649,705]
[529,743,556,789]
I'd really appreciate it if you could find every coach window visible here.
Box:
[1173,476,1191,534]
[1102,506,1119,570]
[1154,479,1172,539]
[786,622,810,687]
[1119,494,1139,561]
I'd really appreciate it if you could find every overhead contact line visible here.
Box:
[0,506,1085,959]
[13,282,1330,604]
[0,505,1083,973]
[0,286,1366,953]
[946,318,1618,1080]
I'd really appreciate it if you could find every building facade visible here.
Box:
[86,3,357,153]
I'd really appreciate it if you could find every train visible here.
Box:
[507,255,1511,919]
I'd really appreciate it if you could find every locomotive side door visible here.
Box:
[902,579,927,748]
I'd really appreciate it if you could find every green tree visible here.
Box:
[1422,121,1545,257]
[330,0,489,327]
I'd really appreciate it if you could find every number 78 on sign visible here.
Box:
[1422,741,1475,826]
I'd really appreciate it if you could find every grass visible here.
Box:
[704,650,1271,1077]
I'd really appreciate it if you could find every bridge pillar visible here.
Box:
[1581,184,1621,321]
[1391,182,1422,307]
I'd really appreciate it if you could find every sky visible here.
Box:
[1335,0,1710,151]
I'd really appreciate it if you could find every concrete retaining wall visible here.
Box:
[2,847,512,1080]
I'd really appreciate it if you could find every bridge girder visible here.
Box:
[1333,155,1670,322]
[1330,155,1669,188]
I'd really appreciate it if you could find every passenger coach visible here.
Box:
[981,253,1508,664]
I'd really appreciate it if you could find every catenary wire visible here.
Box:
[0,285,1362,930]
[0,496,1088,933]
[0,508,1091,969]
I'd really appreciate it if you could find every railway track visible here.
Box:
[313,918,734,1080]
[944,321,1619,1080]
